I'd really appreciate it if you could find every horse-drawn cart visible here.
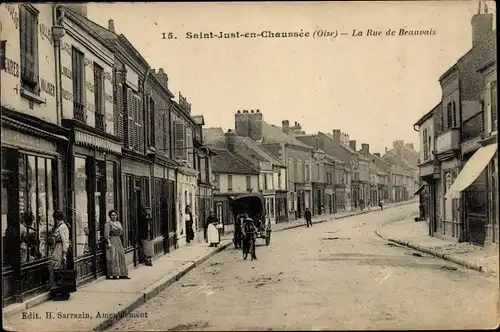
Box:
[230,193,272,246]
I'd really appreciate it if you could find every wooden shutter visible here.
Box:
[174,121,185,160]
[126,88,134,149]
[134,94,143,153]
[114,75,124,140]
[186,126,192,162]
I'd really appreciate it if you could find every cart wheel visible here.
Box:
[265,234,271,246]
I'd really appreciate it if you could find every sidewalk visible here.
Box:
[3,237,233,332]
[3,199,417,332]
[376,217,499,276]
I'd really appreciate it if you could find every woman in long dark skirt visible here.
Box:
[185,205,195,243]
[104,210,130,279]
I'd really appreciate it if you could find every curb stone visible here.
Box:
[93,241,232,332]
[374,226,496,275]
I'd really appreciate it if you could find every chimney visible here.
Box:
[361,143,369,154]
[282,120,290,134]
[235,110,250,137]
[471,1,493,47]
[349,140,356,151]
[225,129,236,152]
[405,143,414,150]
[374,153,381,158]
[332,129,341,142]
[385,147,388,154]
[156,68,169,89]
[108,19,115,32]
[249,109,263,141]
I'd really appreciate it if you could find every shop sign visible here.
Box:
[1,127,57,153]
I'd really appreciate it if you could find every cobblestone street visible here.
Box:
[108,203,499,331]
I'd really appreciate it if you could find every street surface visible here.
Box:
[108,204,499,331]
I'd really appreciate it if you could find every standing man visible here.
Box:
[379,199,384,211]
[304,208,312,227]
[138,207,153,266]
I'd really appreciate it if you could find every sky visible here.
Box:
[87,1,496,155]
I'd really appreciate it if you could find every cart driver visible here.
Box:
[241,214,258,260]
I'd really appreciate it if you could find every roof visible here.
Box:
[203,127,225,146]
[210,148,260,175]
[261,122,311,149]
[237,136,285,167]
[414,103,440,127]
[477,59,496,73]
[192,115,205,126]
[317,149,344,164]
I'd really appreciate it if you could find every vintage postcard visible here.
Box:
[1,1,498,331]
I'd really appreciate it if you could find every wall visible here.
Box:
[60,12,115,133]
[144,76,172,157]
[482,66,497,134]
[437,74,460,135]
[259,171,274,191]
[0,4,58,123]
[273,167,286,190]
[215,173,259,193]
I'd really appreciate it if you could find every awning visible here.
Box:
[445,144,498,199]
[413,182,428,196]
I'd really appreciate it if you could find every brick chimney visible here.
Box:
[332,129,341,142]
[282,120,290,134]
[156,68,169,90]
[471,1,493,47]
[108,19,115,32]
[235,110,250,137]
[349,140,356,151]
[225,129,236,152]
[249,109,263,141]
[361,143,370,154]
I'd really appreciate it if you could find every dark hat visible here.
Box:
[53,210,65,220]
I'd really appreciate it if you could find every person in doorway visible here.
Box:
[379,199,384,211]
[104,210,130,279]
[304,208,312,227]
[207,213,220,247]
[138,207,153,266]
[205,211,218,243]
[49,210,76,300]
[185,205,195,243]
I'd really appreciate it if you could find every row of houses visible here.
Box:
[413,2,497,247]
[0,4,218,307]
[203,111,419,228]
[0,4,418,308]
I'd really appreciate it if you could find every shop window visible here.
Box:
[491,81,497,132]
[18,154,57,264]
[74,157,88,257]
[20,4,39,94]
[105,162,117,217]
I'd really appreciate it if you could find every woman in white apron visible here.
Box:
[207,220,220,247]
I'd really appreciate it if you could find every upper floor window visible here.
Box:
[263,173,268,190]
[446,101,456,128]
[20,5,39,94]
[227,174,233,192]
[214,173,220,190]
[93,63,104,130]
[305,163,310,182]
[124,88,143,152]
[72,47,85,122]
[277,170,282,188]
[423,128,429,161]
[246,175,252,192]
[491,80,497,132]
[148,96,156,147]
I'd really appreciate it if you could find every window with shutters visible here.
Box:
[186,125,193,166]
[72,47,85,122]
[94,63,105,131]
[173,116,186,160]
[113,69,124,139]
[423,128,429,161]
[134,94,144,153]
[227,174,233,192]
[148,96,156,147]
[19,5,39,94]
[491,80,497,133]
[246,175,252,192]
[124,87,134,149]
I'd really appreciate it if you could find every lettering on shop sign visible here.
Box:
[4,4,19,29]
[86,102,95,113]
[86,81,94,93]
[62,89,73,102]
[62,66,73,80]
[104,72,112,82]
[104,93,113,104]
[40,78,55,97]
[2,57,20,77]
[39,23,53,45]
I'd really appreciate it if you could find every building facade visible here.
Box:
[1,3,70,306]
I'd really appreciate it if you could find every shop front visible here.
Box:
[275,190,288,222]
[176,166,198,245]
[67,128,122,285]
[196,184,213,238]
[1,115,68,307]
